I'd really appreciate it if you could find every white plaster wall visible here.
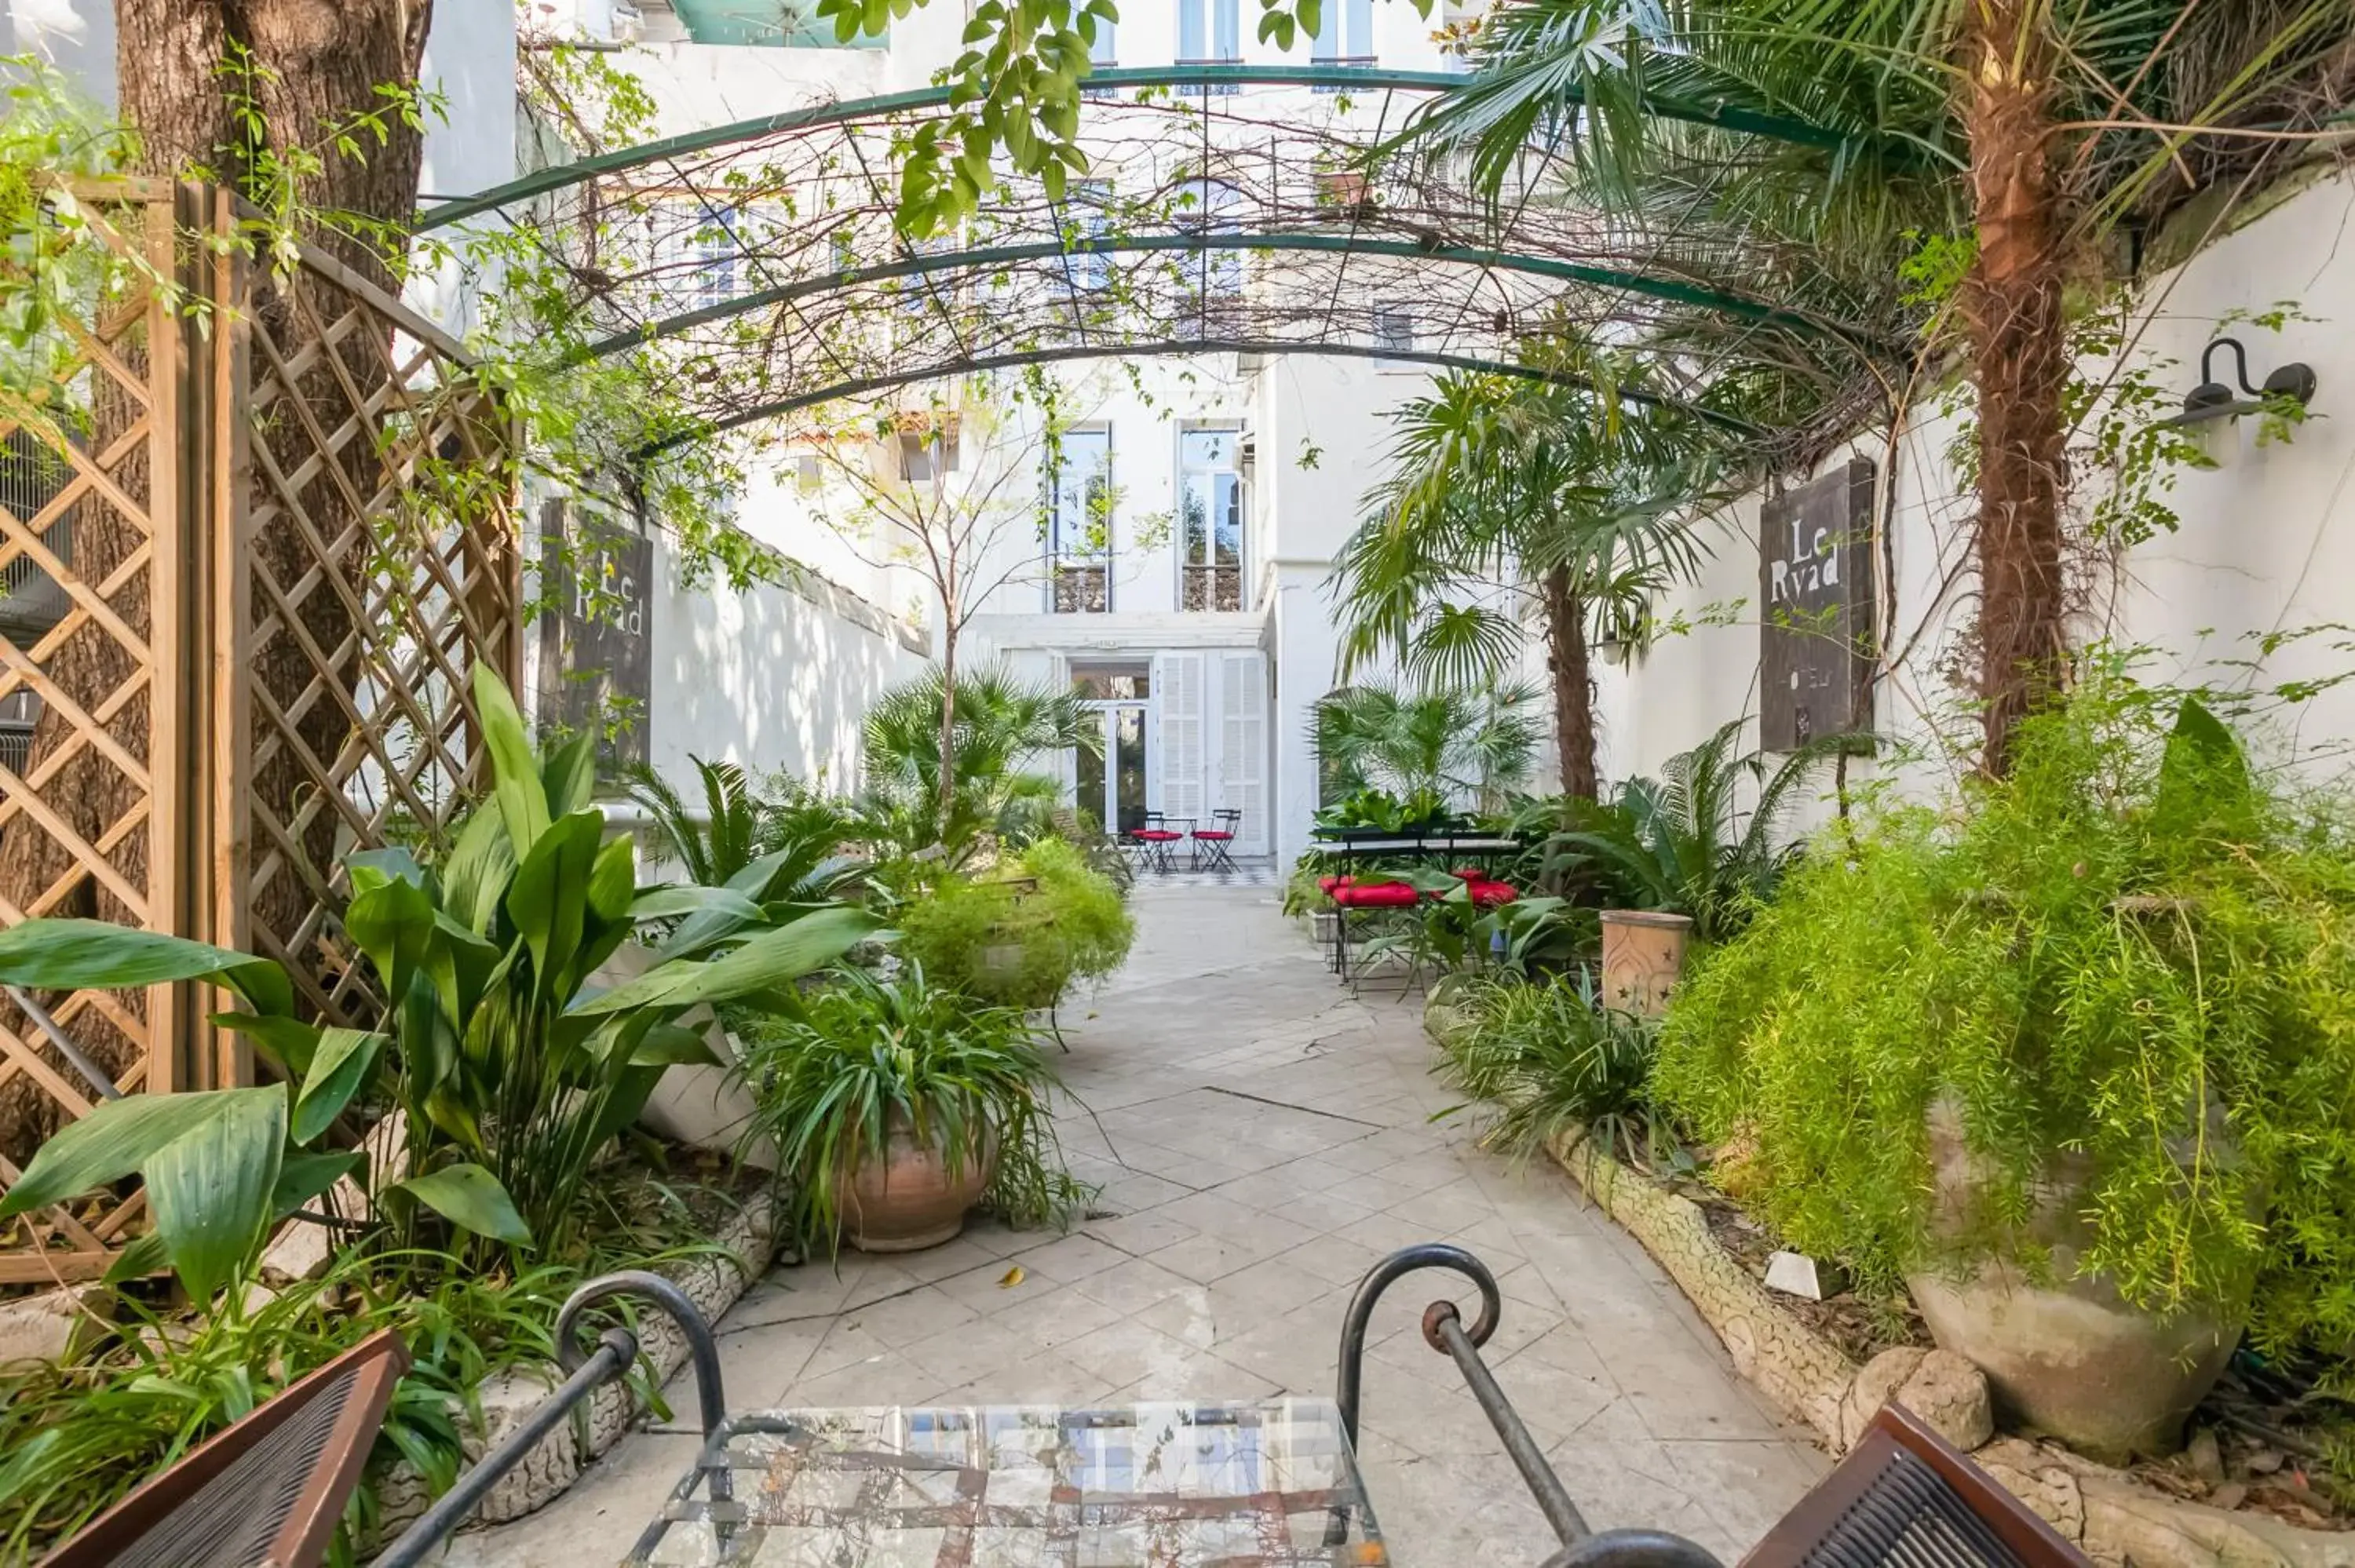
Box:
[643,529,930,793]
[1598,168,2355,818]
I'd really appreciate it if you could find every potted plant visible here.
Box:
[1655,673,2355,1460]
[737,965,1085,1253]
[896,839,1134,1020]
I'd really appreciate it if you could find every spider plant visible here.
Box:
[736,965,1089,1253]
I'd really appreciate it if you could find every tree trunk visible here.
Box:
[1543,566,1598,800]
[937,629,958,827]
[0,0,432,1158]
[1962,0,2066,777]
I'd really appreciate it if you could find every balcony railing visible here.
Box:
[1050,560,1109,614]
[1174,57,1243,93]
[1182,563,1242,612]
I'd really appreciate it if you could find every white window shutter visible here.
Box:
[1218,651,1268,854]
[1156,652,1207,822]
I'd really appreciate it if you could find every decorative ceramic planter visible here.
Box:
[1909,1098,2244,1462]
[1597,910,1694,1016]
[842,1114,997,1253]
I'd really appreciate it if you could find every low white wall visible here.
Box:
[1600,167,2355,813]
[643,533,930,794]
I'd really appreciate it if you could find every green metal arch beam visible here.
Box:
[631,338,1759,457]
[590,232,1893,360]
[419,64,1857,233]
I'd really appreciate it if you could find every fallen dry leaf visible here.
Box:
[999,1265,1026,1289]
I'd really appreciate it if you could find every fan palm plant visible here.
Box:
[1409,0,2355,772]
[1552,720,1868,942]
[862,665,1097,859]
[1334,373,1714,800]
[1313,682,1542,811]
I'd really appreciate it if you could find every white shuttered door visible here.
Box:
[1155,652,1208,823]
[1218,651,1268,854]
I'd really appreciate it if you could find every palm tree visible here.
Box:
[1334,373,1714,800]
[1411,0,2354,771]
[1314,682,1543,810]
[862,665,1098,858]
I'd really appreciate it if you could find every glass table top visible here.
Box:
[630,1399,1387,1567]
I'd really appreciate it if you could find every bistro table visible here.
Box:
[1308,830,1522,875]
[623,1398,1383,1566]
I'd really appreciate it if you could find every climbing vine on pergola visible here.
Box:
[426,64,1911,490]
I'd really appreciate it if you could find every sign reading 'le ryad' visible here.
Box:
[1759,458,1877,752]
[535,498,652,770]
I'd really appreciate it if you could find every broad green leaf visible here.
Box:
[629,1022,725,1069]
[144,1085,285,1305]
[508,810,602,990]
[345,872,436,1016]
[472,660,549,855]
[0,921,291,1016]
[0,1088,281,1219]
[571,905,873,1016]
[542,731,599,819]
[100,1230,170,1287]
[392,1163,532,1245]
[293,1028,383,1145]
[270,1150,363,1216]
[441,801,518,937]
[631,884,761,923]
[212,1012,323,1078]
[587,833,636,924]
[346,845,429,898]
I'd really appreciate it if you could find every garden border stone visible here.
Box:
[371,1188,782,1542]
[1422,1000,2355,1568]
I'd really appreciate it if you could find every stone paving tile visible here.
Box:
[446,886,1824,1566]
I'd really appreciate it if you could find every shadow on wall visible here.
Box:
[646,538,931,790]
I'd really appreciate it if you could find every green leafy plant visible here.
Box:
[1550,720,1864,943]
[1313,682,1540,811]
[0,664,872,1298]
[1433,968,1659,1165]
[736,965,1088,1251]
[1655,671,2355,1353]
[860,665,1097,863]
[895,838,1134,1016]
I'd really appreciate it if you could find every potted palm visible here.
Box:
[737,965,1084,1253]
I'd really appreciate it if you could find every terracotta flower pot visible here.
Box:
[1597,910,1694,1016]
[1907,1096,2246,1461]
[840,1113,998,1254]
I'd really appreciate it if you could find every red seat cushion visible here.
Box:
[1450,866,1485,881]
[1193,830,1234,841]
[1134,830,1181,841]
[1317,874,1345,893]
[1334,881,1418,909]
[1467,881,1518,907]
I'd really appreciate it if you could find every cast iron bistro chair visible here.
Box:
[1125,811,1189,873]
[1191,808,1243,873]
[349,1246,2091,1568]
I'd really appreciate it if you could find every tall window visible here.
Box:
[1178,0,1240,61]
[1178,178,1244,325]
[1178,428,1243,611]
[1061,179,1114,294]
[1090,14,1116,64]
[1045,426,1112,613]
[1309,0,1375,66]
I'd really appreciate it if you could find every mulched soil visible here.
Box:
[1685,1165,2355,1529]
[1690,1188,1932,1365]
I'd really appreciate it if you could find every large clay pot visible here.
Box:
[841,1114,997,1253]
[1597,910,1694,1016]
[1907,1097,2244,1461]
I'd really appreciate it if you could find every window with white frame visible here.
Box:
[1177,178,1244,317]
[1061,180,1115,294]
[1178,0,1241,62]
[1043,425,1112,613]
[1310,0,1376,67]
[1372,304,1415,355]
[1178,427,1243,611]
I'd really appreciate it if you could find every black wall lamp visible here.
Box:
[2168,336,2317,427]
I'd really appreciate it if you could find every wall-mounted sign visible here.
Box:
[1759,458,1877,751]
[535,498,652,771]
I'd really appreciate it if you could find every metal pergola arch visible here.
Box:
[446,64,1905,456]
[632,338,1763,456]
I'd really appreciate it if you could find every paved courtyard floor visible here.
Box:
[444,884,1823,1564]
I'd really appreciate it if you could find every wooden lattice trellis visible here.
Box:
[0,181,520,1284]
